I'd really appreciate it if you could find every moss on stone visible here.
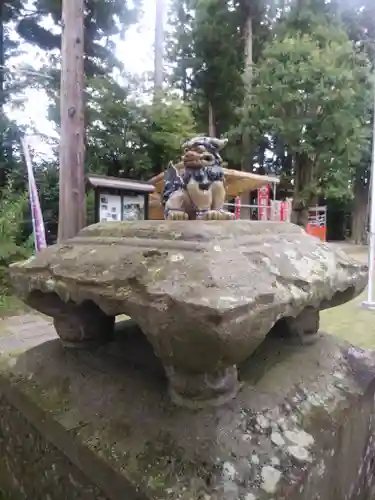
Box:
[0,360,72,418]
[19,380,71,416]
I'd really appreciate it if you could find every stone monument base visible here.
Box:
[1,320,375,500]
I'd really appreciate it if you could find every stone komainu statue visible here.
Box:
[162,136,234,220]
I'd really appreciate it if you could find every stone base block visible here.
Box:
[1,322,375,500]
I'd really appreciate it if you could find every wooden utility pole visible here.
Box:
[208,102,216,137]
[154,0,164,95]
[240,2,254,219]
[242,4,253,173]
[0,1,4,110]
[58,0,86,242]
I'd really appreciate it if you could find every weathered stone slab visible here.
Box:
[10,221,368,406]
[0,323,375,500]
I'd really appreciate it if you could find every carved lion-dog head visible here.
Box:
[180,136,227,211]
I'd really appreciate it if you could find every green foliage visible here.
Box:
[191,0,244,134]
[242,15,372,200]
[167,0,195,100]
[16,0,141,77]
[0,187,32,295]
[0,116,24,190]
[140,93,197,174]
[85,76,197,179]
[167,0,245,136]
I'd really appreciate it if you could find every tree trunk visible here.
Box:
[351,168,369,244]
[243,14,253,84]
[58,0,86,242]
[241,13,252,172]
[0,1,6,191]
[290,154,314,228]
[182,62,187,101]
[0,1,4,109]
[240,12,253,215]
[154,0,164,96]
[208,101,216,137]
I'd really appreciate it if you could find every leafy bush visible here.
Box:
[0,187,32,296]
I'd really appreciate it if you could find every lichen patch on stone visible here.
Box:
[261,466,281,494]
[284,429,314,448]
[287,445,312,463]
[271,431,285,447]
[222,461,236,481]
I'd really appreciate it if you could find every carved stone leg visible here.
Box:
[165,365,240,409]
[165,190,189,220]
[271,307,320,345]
[166,210,189,221]
[24,292,115,348]
[53,302,115,348]
[200,210,234,221]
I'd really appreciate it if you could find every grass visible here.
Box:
[0,295,26,319]
[320,248,375,351]
[321,287,375,350]
[0,487,11,500]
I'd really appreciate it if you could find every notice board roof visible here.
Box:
[86,175,155,194]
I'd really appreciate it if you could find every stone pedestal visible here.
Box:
[1,320,375,500]
[9,221,368,408]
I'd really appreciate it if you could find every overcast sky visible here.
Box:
[7,0,160,157]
